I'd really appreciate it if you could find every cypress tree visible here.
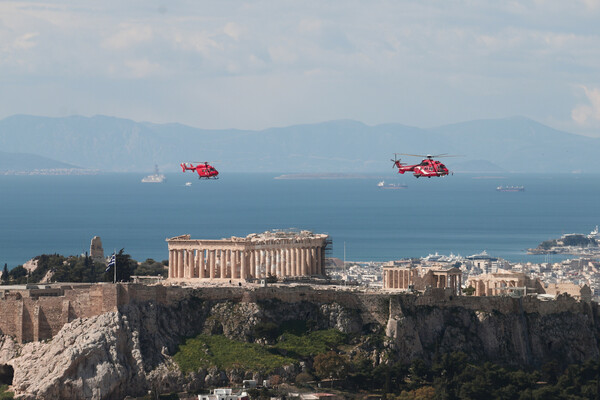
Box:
[1,263,9,284]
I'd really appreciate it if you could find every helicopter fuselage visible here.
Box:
[181,163,219,179]
[395,158,449,178]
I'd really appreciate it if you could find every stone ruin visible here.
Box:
[90,236,104,263]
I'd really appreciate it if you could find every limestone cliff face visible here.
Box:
[3,286,600,399]
[10,312,146,400]
[385,293,600,367]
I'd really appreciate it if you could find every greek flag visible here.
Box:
[106,254,116,271]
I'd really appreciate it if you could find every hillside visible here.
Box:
[0,151,81,172]
[2,285,599,399]
[0,114,598,173]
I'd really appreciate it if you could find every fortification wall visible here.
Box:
[0,283,597,344]
[0,284,119,343]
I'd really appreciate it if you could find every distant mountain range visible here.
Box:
[0,151,81,171]
[0,114,598,173]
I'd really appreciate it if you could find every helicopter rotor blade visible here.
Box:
[396,153,463,158]
[397,153,427,158]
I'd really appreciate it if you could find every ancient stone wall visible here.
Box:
[0,284,119,343]
[1,282,598,345]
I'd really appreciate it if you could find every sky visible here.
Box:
[1,0,600,137]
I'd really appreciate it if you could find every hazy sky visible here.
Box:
[2,0,600,136]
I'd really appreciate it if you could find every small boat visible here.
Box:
[378,180,407,189]
[496,186,524,192]
[185,182,192,187]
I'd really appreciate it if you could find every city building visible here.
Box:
[465,251,505,274]
[198,388,249,400]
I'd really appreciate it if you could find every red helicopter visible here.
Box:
[180,162,219,179]
[392,153,454,178]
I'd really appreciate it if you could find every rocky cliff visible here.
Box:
[2,286,599,399]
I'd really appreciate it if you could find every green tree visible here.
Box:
[397,386,436,400]
[462,286,475,296]
[1,264,8,284]
[50,255,103,283]
[9,266,27,284]
[103,249,136,282]
[540,240,557,249]
[134,258,167,277]
[253,321,280,341]
[313,351,348,381]
[29,254,67,283]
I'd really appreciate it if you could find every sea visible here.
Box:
[1,172,599,268]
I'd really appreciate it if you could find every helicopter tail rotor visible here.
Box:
[391,153,405,168]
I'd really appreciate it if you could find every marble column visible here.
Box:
[249,250,255,278]
[185,250,191,278]
[256,250,265,279]
[316,247,321,275]
[268,249,273,276]
[231,250,238,279]
[225,249,231,278]
[275,250,282,277]
[176,250,183,278]
[292,248,298,276]
[209,250,215,279]
[198,250,205,278]
[253,250,259,278]
[168,250,174,278]
[299,247,304,276]
[282,249,288,277]
[240,251,247,279]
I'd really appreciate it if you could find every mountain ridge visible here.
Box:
[0,114,597,173]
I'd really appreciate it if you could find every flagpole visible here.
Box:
[113,249,117,284]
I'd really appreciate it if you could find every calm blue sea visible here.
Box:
[1,173,599,267]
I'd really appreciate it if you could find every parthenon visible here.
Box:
[166,230,329,281]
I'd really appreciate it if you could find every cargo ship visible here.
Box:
[141,165,166,183]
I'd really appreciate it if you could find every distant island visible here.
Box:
[0,150,97,175]
[274,173,375,179]
[528,228,600,255]
[0,168,99,176]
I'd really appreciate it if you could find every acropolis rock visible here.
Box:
[1,284,599,399]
